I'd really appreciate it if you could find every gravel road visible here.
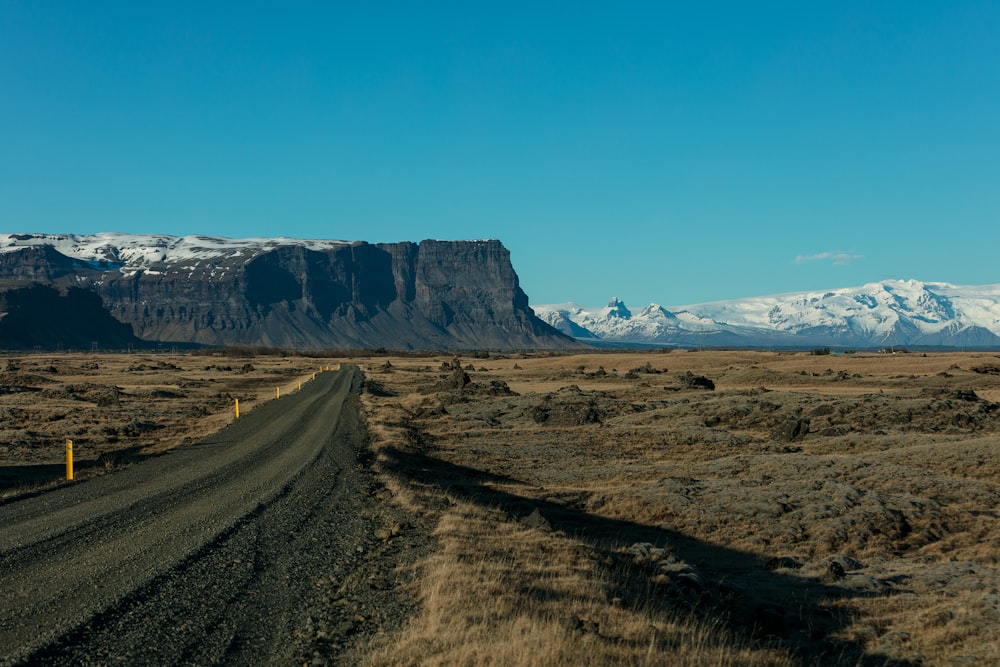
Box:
[0,365,420,666]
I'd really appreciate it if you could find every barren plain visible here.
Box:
[0,352,323,495]
[2,349,1000,665]
[359,350,1000,666]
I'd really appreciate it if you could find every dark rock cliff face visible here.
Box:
[0,283,142,350]
[0,246,96,282]
[0,239,577,350]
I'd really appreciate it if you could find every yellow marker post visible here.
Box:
[235,399,240,419]
[276,387,280,399]
[312,373,316,380]
[298,382,301,391]
[66,439,73,480]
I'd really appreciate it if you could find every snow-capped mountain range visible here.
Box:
[533,280,1000,348]
[0,232,351,275]
[2,234,996,349]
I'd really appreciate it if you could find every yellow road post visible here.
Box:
[235,399,240,419]
[66,439,73,480]
[276,386,280,399]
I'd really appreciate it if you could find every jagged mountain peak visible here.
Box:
[603,297,632,319]
[637,303,676,320]
[534,280,1000,348]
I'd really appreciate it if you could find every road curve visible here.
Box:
[0,365,370,665]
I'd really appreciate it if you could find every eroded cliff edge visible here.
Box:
[0,236,578,350]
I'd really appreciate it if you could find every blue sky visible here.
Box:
[2,2,998,307]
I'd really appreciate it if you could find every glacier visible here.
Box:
[533,280,1000,349]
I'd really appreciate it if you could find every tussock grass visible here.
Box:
[355,351,1000,666]
[359,368,794,666]
[361,477,791,666]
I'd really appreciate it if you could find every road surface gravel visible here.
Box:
[0,365,423,666]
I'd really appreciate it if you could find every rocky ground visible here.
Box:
[357,350,1000,666]
[3,349,1000,665]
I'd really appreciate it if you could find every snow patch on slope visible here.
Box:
[0,232,351,273]
[534,280,1000,347]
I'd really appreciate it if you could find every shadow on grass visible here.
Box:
[378,445,914,667]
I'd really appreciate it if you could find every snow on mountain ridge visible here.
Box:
[0,233,352,271]
[6,233,997,347]
[533,279,1000,347]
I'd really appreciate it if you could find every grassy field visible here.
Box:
[357,350,1000,666]
[2,349,999,665]
[0,351,326,498]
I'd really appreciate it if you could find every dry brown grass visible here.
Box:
[0,351,328,497]
[359,388,792,666]
[5,349,999,664]
[355,350,1000,666]
[363,502,791,667]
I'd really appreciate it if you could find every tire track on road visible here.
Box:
[0,365,370,665]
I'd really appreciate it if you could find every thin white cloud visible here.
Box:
[795,251,864,266]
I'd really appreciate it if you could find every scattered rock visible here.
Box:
[561,616,600,635]
[520,508,552,531]
[827,554,863,572]
[809,404,834,417]
[440,366,471,391]
[765,555,804,571]
[817,424,851,437]
[529,406,550,424]
[96,387,123,407]
[412,400,447,418]
[482,379,517,396]
[771,418,810,442]
[364,377,396,397]
[823,561,846,582]
[678,372,715,390]
[149,389,185,399]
